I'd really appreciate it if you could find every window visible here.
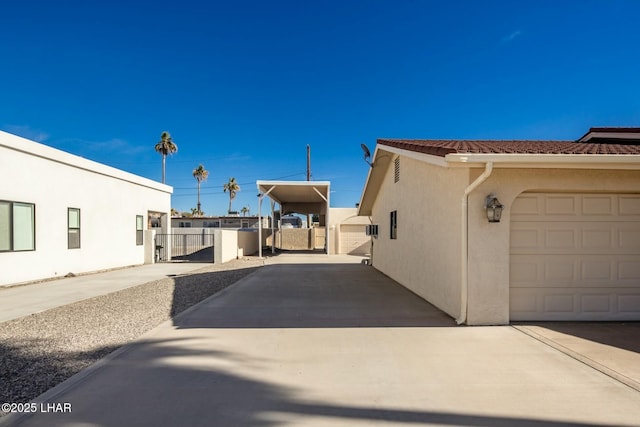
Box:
[394,157,400,183]
[68,208,81,249]
[0,201,35,252]
[136,215,144,245]
[390,210,397,239]
[179,221,192,228]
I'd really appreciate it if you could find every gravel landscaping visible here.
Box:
[0,258,263,412]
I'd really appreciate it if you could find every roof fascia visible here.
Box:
[445,153,640,170]
[579,131,640,142]
[257,180,330,187]
[358,144,448,216]
[1,131,173,194]
[377,144,449,167]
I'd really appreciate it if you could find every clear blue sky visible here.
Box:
[2,1,640,216]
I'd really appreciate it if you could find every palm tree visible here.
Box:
[240,206,250,216]
[192,164,208,216]
[154,131,178,184]
[223,177,241,214]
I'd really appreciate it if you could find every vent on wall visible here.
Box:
[394,157,400,183]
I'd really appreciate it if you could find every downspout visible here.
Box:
[456,162,494,325]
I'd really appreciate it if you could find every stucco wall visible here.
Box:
[214,229,260,263]
[0,131,171,286]
[466,167,640,325]
[371,155,469,319]
[328,208,370,255]
[237,230,259,257]
[367,148,640,325]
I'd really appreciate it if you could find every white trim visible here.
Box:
[579,131,640,142]
[445,153,640,169]
[379,145,449,167]
[0,131,172,193]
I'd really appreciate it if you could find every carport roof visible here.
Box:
[256,180,330,205]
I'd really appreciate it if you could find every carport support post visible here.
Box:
[257,185,275,259]
[258,194,263,258]
[270,199,275,254]
[312,186,330,254]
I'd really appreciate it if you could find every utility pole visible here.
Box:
[306,144,312,229]
[306,144,311,181]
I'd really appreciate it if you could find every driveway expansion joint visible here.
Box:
[512,325,640,393]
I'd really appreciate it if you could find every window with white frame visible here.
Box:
[0,200,35,252]
[136,215,144,245]
[68,208,81,249]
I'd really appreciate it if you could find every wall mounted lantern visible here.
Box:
[485,195,504,223]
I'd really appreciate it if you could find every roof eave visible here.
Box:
[358,147,394,216]
[445,153,640,169]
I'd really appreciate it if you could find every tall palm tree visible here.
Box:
[154,131,178,184]
[240,206,249,216]
[192,164,208,216]
[223,177,241,214]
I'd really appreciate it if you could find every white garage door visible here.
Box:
[510,193,640,321]
[340,225,370,255]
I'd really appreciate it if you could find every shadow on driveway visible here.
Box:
[173,263,457,329]
[7,337,627,427]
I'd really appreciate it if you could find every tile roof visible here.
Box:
[378,138,640,157]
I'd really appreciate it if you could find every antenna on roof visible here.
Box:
[361,143,373,167]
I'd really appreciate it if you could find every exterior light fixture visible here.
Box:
[485,195,503,223]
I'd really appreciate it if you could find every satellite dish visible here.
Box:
[360,143,373,167]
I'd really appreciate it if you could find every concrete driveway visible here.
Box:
[3,254,640,427]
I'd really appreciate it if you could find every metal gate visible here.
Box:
[154,234,214,262]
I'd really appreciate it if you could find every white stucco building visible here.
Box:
[359,127,640,325]
[0,131,172,287]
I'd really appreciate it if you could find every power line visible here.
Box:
[170,172,306,190]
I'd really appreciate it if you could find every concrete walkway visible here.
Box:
[0,263,209,323]
[3,254,640,426]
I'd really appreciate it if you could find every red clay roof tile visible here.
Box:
[378,138,640,157]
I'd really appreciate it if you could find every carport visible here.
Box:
[257,180,330,257]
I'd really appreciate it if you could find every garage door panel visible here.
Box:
[512,254,638,287]
[619,260,640,280]
[511,287,638,321]
[510,193,640,321]
[510,229,540,250]
[545,195,577,215]
[512,224,638,254]
[620,196,640,215]
[620,295,640,312]
[582,195,614,215]
[619,228,640,250]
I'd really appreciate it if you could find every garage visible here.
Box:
[510,192,640,321]
[339,224,370,255]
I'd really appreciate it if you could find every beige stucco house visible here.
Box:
[358,127,640,325]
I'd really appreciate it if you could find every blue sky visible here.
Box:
[2,1,640,216]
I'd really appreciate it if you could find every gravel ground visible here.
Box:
[0,258,263,412]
